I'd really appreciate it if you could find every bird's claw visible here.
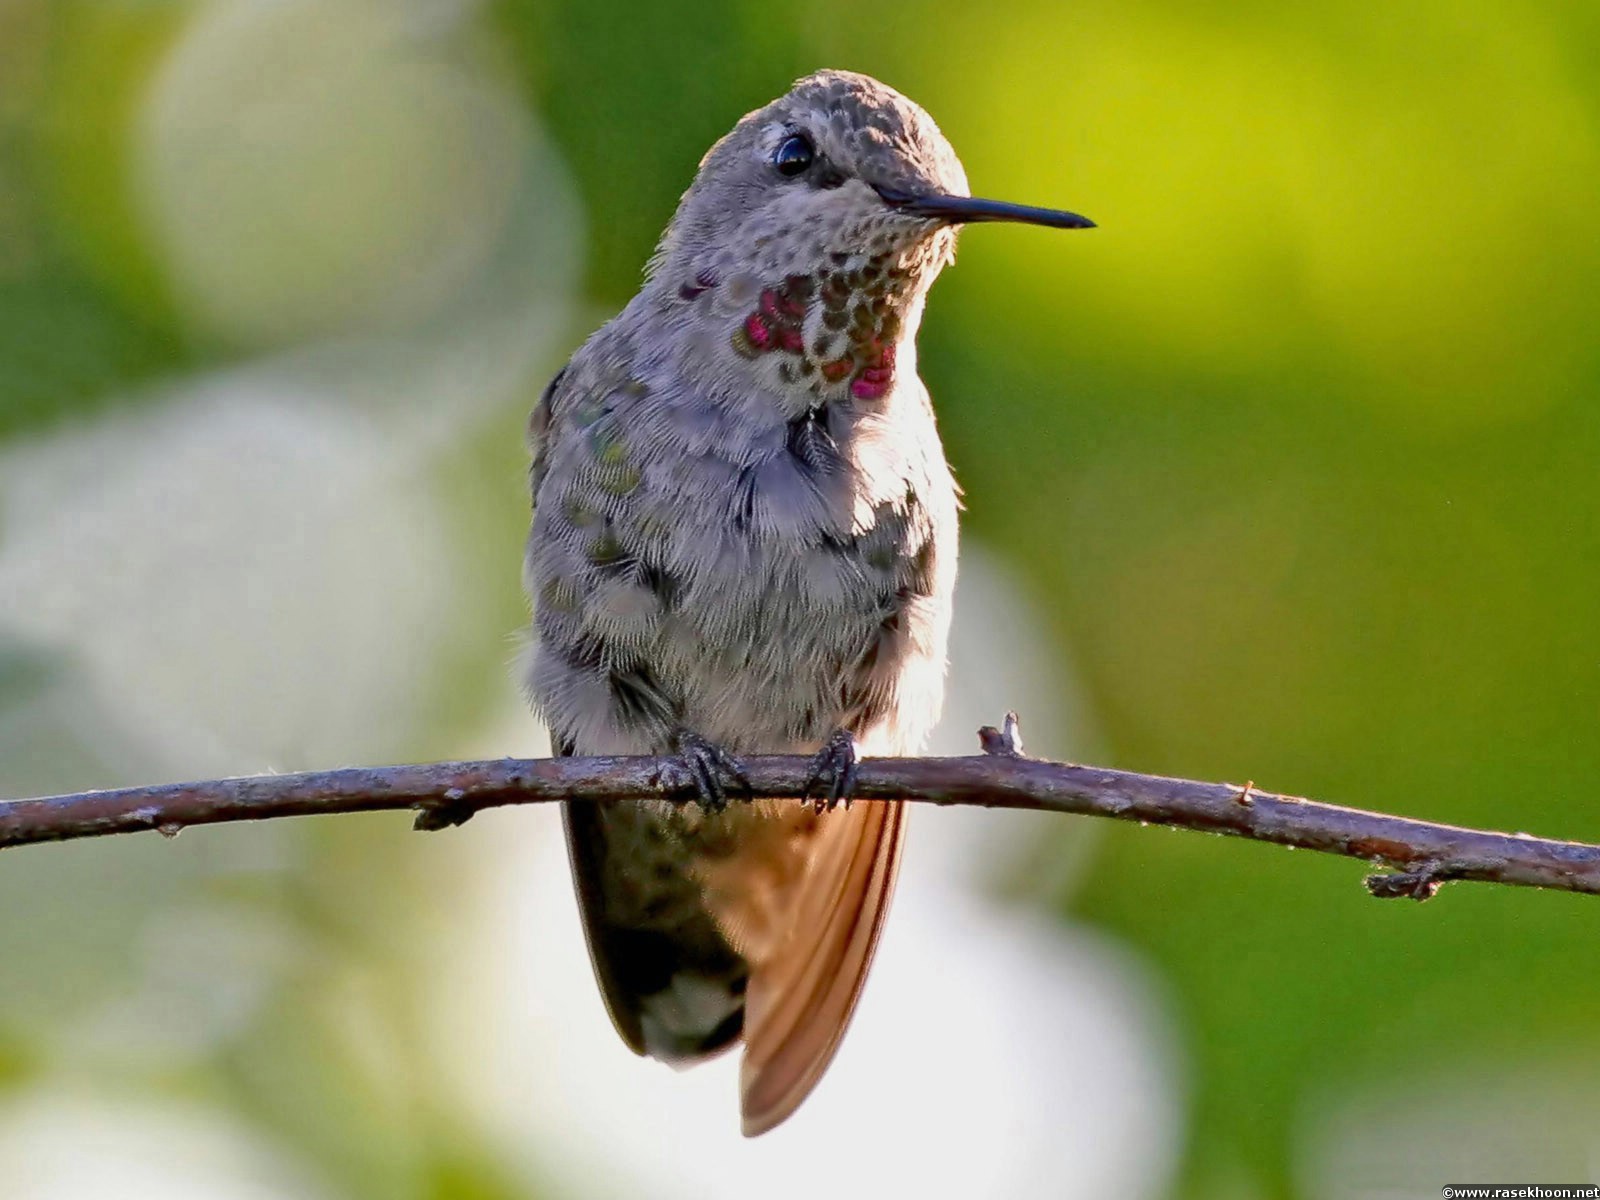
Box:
[675,731,750,814]
[804,730,859,813]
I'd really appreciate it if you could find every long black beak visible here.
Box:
[875,185,1095,230]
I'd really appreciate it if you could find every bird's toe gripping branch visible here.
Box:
[675,731,752,814]
[804,729,860,813]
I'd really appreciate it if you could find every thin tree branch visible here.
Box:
[1,717,1595,900]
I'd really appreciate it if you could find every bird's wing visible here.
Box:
[737,797,907,1136]
[533,357,751,1063]
[536,364,656,1056]
[526,363,568,512]
[563,795,749,1063]
[557,742,645,1058]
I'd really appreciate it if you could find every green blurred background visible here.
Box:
[2,0,1599,1197]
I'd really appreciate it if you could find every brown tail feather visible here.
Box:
[738,799,907,1136]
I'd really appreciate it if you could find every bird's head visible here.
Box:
[651,70,1092,402]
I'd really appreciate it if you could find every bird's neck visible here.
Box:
[655,251,939,413]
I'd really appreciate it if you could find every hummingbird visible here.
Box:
[522,69,1092,1135]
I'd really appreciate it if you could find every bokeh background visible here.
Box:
[2,0,1599,1196]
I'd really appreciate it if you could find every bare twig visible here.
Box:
[1,720,1595,901]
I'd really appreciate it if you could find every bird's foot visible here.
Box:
[675,730,751,814]
[804,729,859,814]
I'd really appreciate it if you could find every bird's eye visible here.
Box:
[773,134,814,177]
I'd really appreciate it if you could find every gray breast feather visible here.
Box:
[525,330,956,757]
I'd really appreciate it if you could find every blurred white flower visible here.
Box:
[1,0,583,774]
[0,1088,333,1200]
[0,393,463,776]
[67,903,304,1070]
[136,0,550,350]
[0,0,584,1129]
